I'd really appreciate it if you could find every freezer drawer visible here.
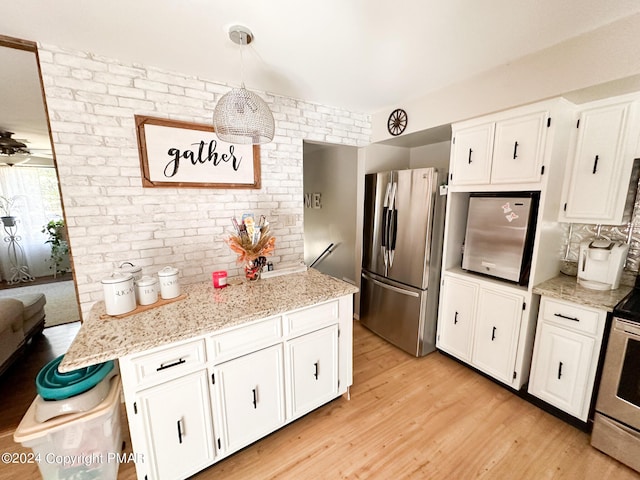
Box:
[360,272,435,356]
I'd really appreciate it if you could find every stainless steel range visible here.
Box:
[591,285,640,472]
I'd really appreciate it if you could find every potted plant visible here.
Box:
[0,195,17,227]
[42,219,70,276]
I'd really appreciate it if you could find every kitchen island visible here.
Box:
[61,268,357,480]
[60,267,357,371]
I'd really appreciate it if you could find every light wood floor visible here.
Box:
[0,321,637,479]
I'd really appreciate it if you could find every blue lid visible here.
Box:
[36,355,114,401]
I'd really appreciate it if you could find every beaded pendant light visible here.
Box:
[213,25,275,145]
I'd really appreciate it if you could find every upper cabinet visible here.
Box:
[559,93,640,225]
[449,100,570,189]
[449,122,494,185]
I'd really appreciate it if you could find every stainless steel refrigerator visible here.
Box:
[360,167,445,356]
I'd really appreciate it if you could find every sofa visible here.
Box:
[0,293,46,375]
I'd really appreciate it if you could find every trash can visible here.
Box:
[13,355,122,480]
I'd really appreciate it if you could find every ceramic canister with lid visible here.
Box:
[119,262,142,281]
[135,275,158,306]
[101,272,136,315]
[158,266,180,299]
[119,262,143,302]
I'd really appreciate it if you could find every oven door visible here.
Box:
[596,317,640,430]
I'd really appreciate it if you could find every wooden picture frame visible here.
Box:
[134,115,261,189]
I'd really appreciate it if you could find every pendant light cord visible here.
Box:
[239,29,246,88]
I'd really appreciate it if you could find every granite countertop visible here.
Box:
[533,274,632,312]
[60,268,358,372]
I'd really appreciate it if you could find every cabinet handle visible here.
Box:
[177,418,183,444]
[491,326,497,341]
[513,141,519,159]
[252,388,258,409]
[553,313,580,322]
[314,361,319,380]
[468,148,473,164]
[557,362,563,380]
[156,358,186,371]
[454,311,458,324]
[592,155,599,174]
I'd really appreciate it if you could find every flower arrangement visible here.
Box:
[226,214,275,280]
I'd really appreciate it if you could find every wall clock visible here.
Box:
[387,108,407,136]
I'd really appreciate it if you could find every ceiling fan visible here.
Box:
[0,130,52,167]
[0,130,29,155]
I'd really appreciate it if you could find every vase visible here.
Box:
[244,259,263,281]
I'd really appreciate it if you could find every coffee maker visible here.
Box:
[577,238,629,290]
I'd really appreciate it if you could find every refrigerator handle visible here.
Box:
[361,272,420,298]
[388,182,398,267]
[381,182,392,269]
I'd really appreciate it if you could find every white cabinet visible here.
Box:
[135,370,216,480]
[287,325,338,418]
[450,103,558,187]
[119,295,354,480]
[491,111,548,184]
[437,276,477,361]
[450,122,494,185]
[473,288,523,384]
[528,297,607,421]
[215,345,285,453]
[559,94,640,225]
[437,274,526,388]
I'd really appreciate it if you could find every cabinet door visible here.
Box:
[450,122,494,185]
[437,276,477,361]
[216,344,285,453]
[472,288,523,384]
[528,323,595,420]
[287,325,338,418]
[561,100,634,223]
[491,111,547,184]
[137,370,215,480]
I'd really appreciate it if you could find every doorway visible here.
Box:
[0,37,80,327]
[302,141,358,284]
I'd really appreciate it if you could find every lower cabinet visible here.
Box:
[473,288,522,384]
[136,370,216,480]
[119,295,353,480]
[528,296,606,421]
[215,344,286,453]
[437,276,477,361]
[287,324,339,418]
[437,273,527,388]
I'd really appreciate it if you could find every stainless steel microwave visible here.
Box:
[462,192,539,285]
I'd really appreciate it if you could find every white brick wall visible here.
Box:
[38,44,371,317]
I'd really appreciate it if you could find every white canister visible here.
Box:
[101,272,136,316]
[135,275,158,306]
[119,262,142,281]
[158,266,180,299]
[119,262,143,302]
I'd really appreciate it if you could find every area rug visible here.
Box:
[0,281,81,328]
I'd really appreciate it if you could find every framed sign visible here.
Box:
[135,115,261,189]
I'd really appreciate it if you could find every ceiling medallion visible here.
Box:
[387,109,408,136]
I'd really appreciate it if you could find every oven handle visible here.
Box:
[615,317,640,338]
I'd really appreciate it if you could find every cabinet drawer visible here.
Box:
[284,300,339,335]
[540,297,604,335]
[210,316,282,362]
[130,339,206,384]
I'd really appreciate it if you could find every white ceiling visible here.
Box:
[1,0,640,116]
